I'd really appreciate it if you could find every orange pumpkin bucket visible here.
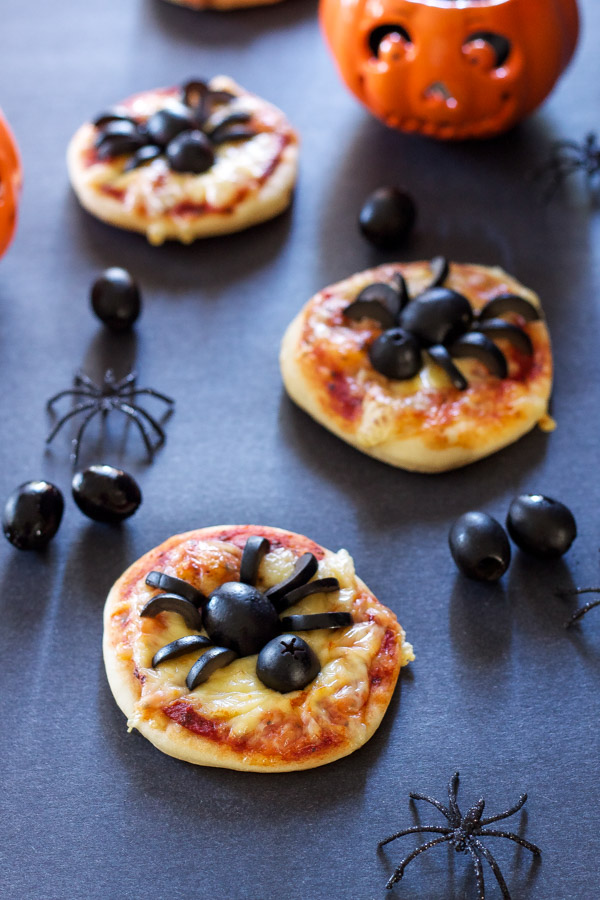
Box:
[320,0,579,140]
[0,109,22,256]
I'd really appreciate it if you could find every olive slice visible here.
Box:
[239,536,271,586]
[344,283,401,329]
[181,79,209,109]
[140,593,203,630]
[478,294,540,322]
[265,553,319,610]
[95,120,142,145]
[477,319,533,356]
[450,332,508,379]
[280,612,353,631]
[145,571,207,606]
[427,344,468,391]
[278,577,340,608]
[392,272,411,310]
[425,256,449,290]
[152,635,213,667]
[123,145,162,172]
[206,111,251,137]
[208,89,236,106]
[186,646,238,690]
[210,126,256,145]
[93,110,138,129]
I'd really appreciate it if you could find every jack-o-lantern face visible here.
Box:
[0,110,21,257]
[320,0,579,139]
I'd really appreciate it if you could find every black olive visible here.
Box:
[72,465,142,523]
[95,120,145,159]
[344,283,402,329]
[186,647,238,690]
[478,294,540,322]
[427,345,468,390]
[400,288,473,346]
[239,536,271,586]
[280,612,353,631]
[152,635,213,667]
[425,256,450,290]
[256,634,321,693]
[358,187,417,250]
[166,130,215,174]
[392,272,411,310]
[449,332,508,379]
[90,267,141,332]
[123,145,162,172]
[449,511,511,582]
[278,577,340,607]
[202,582,281,656]
[506,494,577,558]
[477,319,533,356]
[211,126,256,146]
[265,553,319,611]
[2,481,64,551]
[145,106,194,148]
[181,79,209,111]
[140,593,203,630]
[369,328,422,380]
[93,110,139,129]
[207,111,252,138]
[145,571,207,607]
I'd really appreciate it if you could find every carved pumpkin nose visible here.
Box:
[423,82,456,106]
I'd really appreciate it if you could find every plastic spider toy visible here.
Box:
[378,771,541,899]
[46,369,174,466]
[141,535,353,692]
[562,585,600,628]
[344,256,540,390]
[535,132,600,200]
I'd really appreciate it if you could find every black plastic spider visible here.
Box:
[535,132,600,201]
[561,586,600,628]
[378,771,541,899]
[46,369,174,466]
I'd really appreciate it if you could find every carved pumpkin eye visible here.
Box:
[369,24,412,59]
[462,32,511,70]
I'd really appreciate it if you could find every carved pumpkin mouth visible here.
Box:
[422,82,457,108]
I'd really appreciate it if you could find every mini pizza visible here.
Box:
[280,259,554,473]
[103,525,413,772]
[67,77,298,245]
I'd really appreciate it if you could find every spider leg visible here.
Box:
[550,139,586,153]
[116,404,158,458]
[120,402,167,447]
[384,835,453,889]
[479,793,527,826]
[566,598,600,627]
[535,159,585,201]
[113,371,137,392]
[465,843,486,900]
[471,838,511,900]
[378,825,451,849]
[478,829,541,856]
[409,792,452,822]
[127,387,175,407]
[45,401,98,444]
[447,772,462,821]
[74,371,101,391]
[71,407,104,465]
[46,388,97,409]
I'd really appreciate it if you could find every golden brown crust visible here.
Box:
[280,262,553,472]
[103,525,413,772]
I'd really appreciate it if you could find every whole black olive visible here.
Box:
[91,267,141,332]
[359,187,417,250]
[202,582,281,657]
[400,288,473,346]
[368,328,422,380]
[166,130,215,174]
[145,106,194,148]
[449,511,511,582]
[506,494,577,558]
[256,634,321,692]
[2,481,64,550]
[72,465,142,523]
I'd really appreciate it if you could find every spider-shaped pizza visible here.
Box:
[280,259,553,472]
[103,525,413,772]
[67,77,298,245]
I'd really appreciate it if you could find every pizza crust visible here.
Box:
[103,525,413,772]
[280,262,553,473]
[67,77,298,245]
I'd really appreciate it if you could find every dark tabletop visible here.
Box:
[1,1,599,898]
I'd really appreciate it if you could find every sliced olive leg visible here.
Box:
[427,345,468,391]
[450,333,508,379]
[186,647,238,690]
[478,294,540,322]
[211,127,257,145]
[344,283,401,329]
[277,577,340,609]
[477,320,533,356]
[152,635,213,667]
[426,256,449,290]
[239,536,271,586]
[140,594,202,630]
[280,612,353,631]
[265,553,319,611]
[392,272,411,310]
[145,571,207,607]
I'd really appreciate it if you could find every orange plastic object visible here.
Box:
[320,0,579,140]
[0,109,21,256]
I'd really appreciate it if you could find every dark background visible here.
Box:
[1,1,599,898]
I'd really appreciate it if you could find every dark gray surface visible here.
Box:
[1,1,599,898]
